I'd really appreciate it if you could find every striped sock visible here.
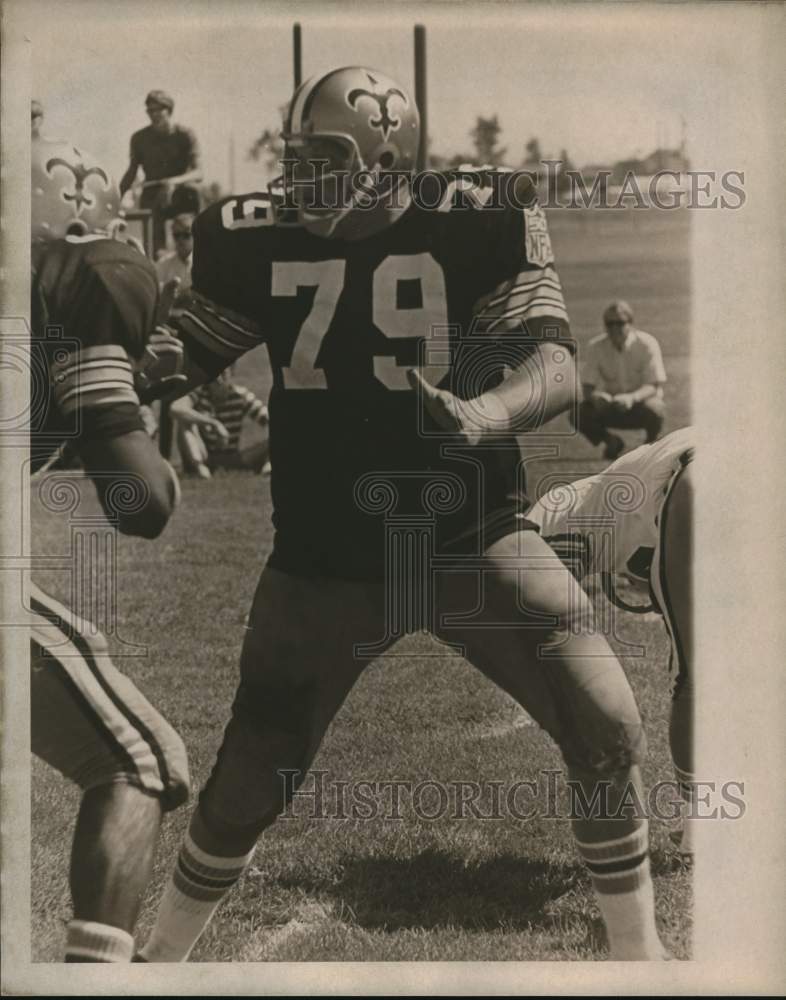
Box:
[576,820,664,960]
[139,832,255,962]
[65,920,134,962]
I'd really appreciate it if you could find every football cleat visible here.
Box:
[32,137,122,246]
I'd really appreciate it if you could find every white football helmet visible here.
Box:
[32,137,122,246]
[278,66,420,237]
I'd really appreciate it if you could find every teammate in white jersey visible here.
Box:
[529,427,694,854]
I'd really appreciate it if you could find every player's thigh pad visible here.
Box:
[30,585,189,810]
[199,566,386,834]
[436,528,645,772]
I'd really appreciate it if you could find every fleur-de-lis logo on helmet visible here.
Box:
[346,73,409,141]
[32,138,121,245]
[46,153,109,215]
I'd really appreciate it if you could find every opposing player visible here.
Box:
[29,138,189,961]
[140,67,665,960]
[528,426,695,854]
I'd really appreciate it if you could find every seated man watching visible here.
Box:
[572,300,667,460]
[171,370,270,478]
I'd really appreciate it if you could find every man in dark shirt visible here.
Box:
[119,89,202,255]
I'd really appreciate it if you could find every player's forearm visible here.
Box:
[80,430,178,538]
[462,347,577,434]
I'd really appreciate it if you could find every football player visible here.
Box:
[528,426,695,855]
[140,67,664,960]
[29,137,189,962]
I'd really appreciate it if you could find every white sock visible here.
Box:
[140,832,255,962]
[65,920,134,962]
[594,866,664,959]
[576,821,664,960]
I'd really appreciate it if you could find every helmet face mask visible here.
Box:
[31,138,122,248]
[277,66,420,238]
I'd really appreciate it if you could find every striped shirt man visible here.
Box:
[188,378,268,456]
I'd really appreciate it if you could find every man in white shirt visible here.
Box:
[573,300,667,459]
[154,213,194,300]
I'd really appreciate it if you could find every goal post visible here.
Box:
[414,24,428,171]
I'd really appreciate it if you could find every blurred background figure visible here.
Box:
[119,89,202,257]
[31,99,44,137]
[573,300,667,459]
[155,213,194,309]
[171,370,270,479]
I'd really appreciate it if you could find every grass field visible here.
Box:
[30,206,692,962]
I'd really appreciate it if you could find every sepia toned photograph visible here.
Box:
[1,0,784,993]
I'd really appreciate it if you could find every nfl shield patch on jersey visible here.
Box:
[523,204,554,267]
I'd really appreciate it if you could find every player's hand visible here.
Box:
[136,322,187,401]
[590,390,613,406]
[406,368,506,447]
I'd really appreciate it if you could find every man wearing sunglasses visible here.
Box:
[119,90,202,255]
[572,300,667,460]
[155,213,195,298]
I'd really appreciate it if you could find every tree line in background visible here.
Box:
[195,115,687,202]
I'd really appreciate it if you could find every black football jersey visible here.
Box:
[30,236,158,473]
[177,172,572,578]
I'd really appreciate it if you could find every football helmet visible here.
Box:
[279,66,420,236]
[32,138,122,245]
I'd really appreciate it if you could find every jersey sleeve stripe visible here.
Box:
[58,378,137,402]
[178,298,264,363]
[475,261,569,331]
[185,306,261,348]
[498,276,565,308]
[485,294,570,326]
[54,358,133,382]
[481,265,564,312]
[177,311,251,362]
[60,344,130,362]
[53,354,139,415]
[484,290,568,320]
[57,383,140,415]
[483,302,570,332]
[190,291,263,340]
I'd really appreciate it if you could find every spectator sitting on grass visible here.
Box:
[171,370,270,479]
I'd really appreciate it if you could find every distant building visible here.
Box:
[611,147,690,183]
